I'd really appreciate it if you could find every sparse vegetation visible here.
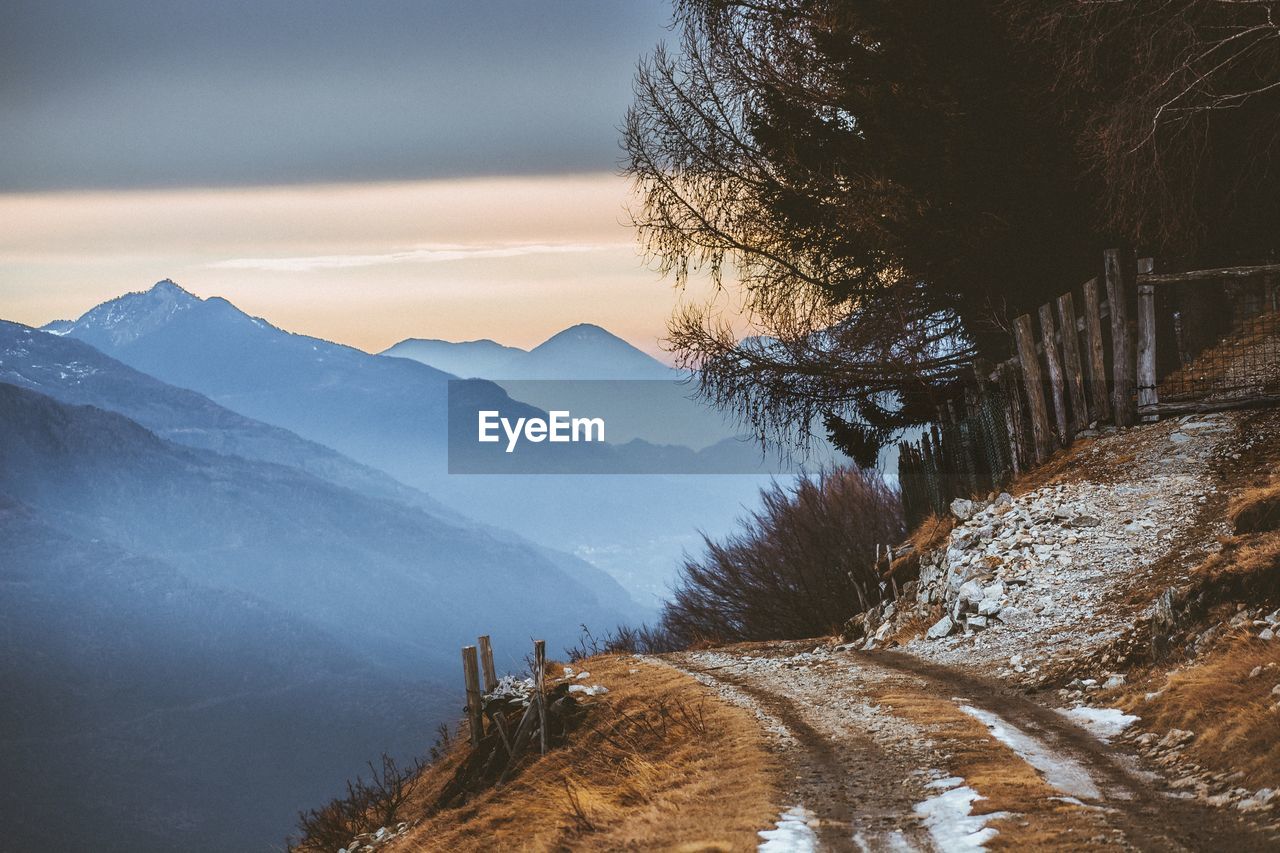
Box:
[288,753,424,852]
[565,623,682,662]
[1231,479,1280,534]
[1125,632,1280,791]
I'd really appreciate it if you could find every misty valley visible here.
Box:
[0,283,780,850]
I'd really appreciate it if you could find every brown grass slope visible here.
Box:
[393,655,776,851]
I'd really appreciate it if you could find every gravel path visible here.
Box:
[660,642,1277,852]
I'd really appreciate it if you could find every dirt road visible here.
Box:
[660,642,1276,852]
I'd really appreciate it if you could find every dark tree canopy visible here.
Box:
[626,0,1280,460]
[625,0,1099,456]
[1004,0,1280,263]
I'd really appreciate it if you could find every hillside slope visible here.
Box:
[346,410,1280,851]
[0,382,637,851]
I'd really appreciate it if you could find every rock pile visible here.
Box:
[1120,726,1278,815]
[339,822,411,853]
[880,414,1235,671]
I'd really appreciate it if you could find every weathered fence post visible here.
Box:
[1105,248,1136,427]
[1055,292,1089,436]
[477,635,498,693]
[533,639,547,755]
[1038,303,1069,445]
[1081,278,1111,423]
[1136,257,1159,422]
[462,645,484,745]
[996,360,1025,476]
[1013,313,1053,463]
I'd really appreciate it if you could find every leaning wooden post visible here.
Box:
[1105,248,1136,427]
[1055,292,1089,436]
[1081,278,1111,424]
[1038,303,1069,445]
[1013,313,1053,464]
[1136,258,1159,422]
[533,639,547,755]
[462,645,484,745]
[477,635,498,693]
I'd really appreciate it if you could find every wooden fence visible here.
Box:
[898,251,1280,526]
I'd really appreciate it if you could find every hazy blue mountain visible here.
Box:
[380,336,528,378]
[383,322,676,380]
[1,318,454,518]
[0,381,644,848]
[0,382,633,673]
[3,318,637,612]
[51,282,778,604]
[48,281,482,471]
[0,495,446,852]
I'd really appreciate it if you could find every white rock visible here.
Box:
[1261,628,1275,641]
[927,615,956,640]
[978,598,1003,617]
[951,498,977,521]
[958,580,986,606]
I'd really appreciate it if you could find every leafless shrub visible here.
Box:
[566,623,683,661]
[661,466,904,644]
[288,753,424,852]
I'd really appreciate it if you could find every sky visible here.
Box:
[0,0,709,356]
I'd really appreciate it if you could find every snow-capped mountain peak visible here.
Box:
[52,278,200,348]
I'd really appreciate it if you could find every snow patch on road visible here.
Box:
[758,806,818,852]
[914,777,1008,852]
[958,703,1101,800]
[1060,706,1139,743]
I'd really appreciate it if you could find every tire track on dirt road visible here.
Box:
[669,643,1277,851]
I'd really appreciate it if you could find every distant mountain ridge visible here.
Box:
[47,281,779,606]
[383,322,678,380]
[1,318,454,518]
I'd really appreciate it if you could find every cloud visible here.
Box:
[208,241,631,273]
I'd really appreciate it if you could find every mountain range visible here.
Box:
[0,312,640,850]
[46,282,778,604]
[382,323,677,380]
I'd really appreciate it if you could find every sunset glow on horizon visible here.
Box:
[0,173,719,359]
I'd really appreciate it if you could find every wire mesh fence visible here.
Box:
[1156,272,1280,404]
[898,387,1017,528]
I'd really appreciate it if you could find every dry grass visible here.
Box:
[1122,633,1280,790]
[1006,435,1102,494]
[908,513,955,555]
[1230,479,1280,534]
[395,655,776,851]
[873,690,1113,850]
[1193,532,1280,589]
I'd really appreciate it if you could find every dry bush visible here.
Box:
[566,623,682,662]
[661,466,904,645]
[397,656,774,851]
[1230,480,1280,534]
[288,753,424,852]
[1126,633,1280,789]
